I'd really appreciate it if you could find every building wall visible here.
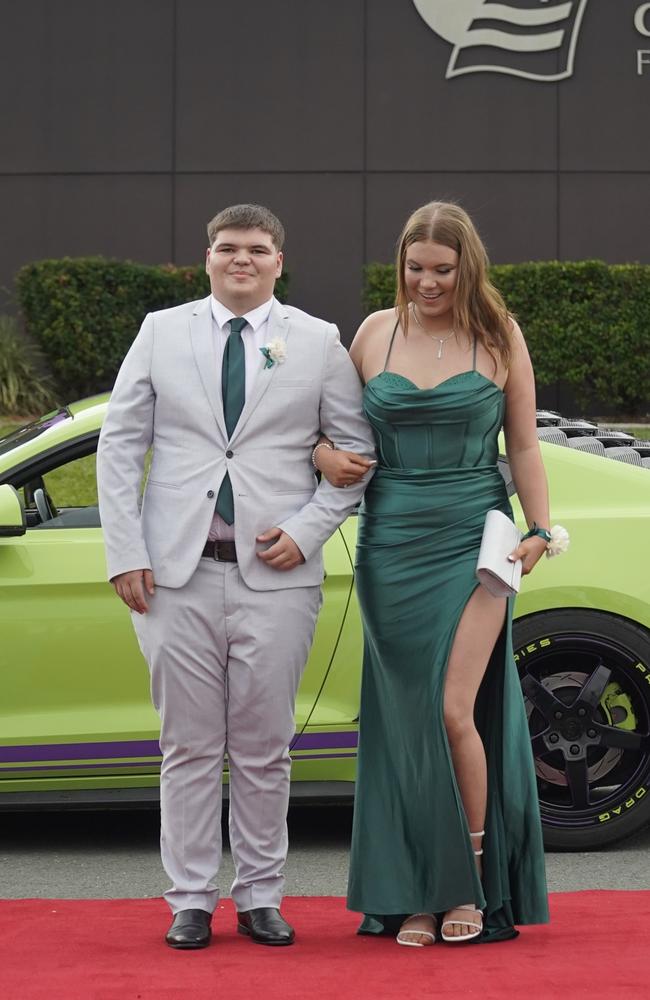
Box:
[2,0,649,354]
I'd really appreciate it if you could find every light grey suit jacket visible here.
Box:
[97,295,375,590]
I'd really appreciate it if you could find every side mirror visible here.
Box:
[0,484,26,537]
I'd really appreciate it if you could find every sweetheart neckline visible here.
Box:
[366,370,504,395]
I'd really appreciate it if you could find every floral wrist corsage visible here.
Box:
[546,525,570,558]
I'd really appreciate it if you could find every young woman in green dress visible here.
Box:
[314,202,550,946]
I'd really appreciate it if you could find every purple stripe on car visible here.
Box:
[291,732,358,750]
[0,740,162,763]
[0,731,358,764]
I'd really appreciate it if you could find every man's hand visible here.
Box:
[256,528,305,570]
[111,568,155,613]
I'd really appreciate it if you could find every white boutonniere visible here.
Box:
[546,525,570,558]
[259,338,287,369]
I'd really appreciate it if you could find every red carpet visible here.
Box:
[0,892,646,1000]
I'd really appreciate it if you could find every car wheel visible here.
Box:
[513,609,650,850]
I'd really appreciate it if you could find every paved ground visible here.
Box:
[1,805,649,899]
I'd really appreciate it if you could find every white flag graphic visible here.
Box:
[412,0,590,81]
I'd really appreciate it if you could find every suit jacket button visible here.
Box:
[207,490,215,499]
[226,449,234,458]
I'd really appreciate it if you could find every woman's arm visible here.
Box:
[313,435,375,487]
[502,321,550,575]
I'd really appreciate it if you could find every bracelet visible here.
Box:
[522,523,552,544]
[523,523,571,559]
[312,442,334,470]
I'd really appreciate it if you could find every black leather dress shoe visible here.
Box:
[165,908,212,949]
[237,907,295,946]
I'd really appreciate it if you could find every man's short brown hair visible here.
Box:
[207,204,285,250]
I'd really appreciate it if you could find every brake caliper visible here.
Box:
[600,682,637,731]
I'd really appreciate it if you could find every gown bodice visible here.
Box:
[363,369,505,472]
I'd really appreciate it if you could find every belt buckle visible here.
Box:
[214,540,234,562]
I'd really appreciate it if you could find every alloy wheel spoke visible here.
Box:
[574,663,611,711]
[565,756,590,810]
[530,732,550,757]
[521,674,564,720]
[595,723,644,752]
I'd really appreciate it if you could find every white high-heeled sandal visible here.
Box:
[440,830,485,944]
[396,913,437,947]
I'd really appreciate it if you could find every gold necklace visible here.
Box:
[411,305,456,359]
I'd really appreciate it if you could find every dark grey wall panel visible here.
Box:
[560,174,650,262]
[366,0,558,172]
[174,173,364,339]
[0,176,172,308]
[366,174,558,268]
[175,0,365,172]
[560,1,650,171]
[1,0,648,356]
[0,1,174,172]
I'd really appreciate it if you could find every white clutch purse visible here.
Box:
[476,509,523,598]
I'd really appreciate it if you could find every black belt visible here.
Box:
[201,540,238,562]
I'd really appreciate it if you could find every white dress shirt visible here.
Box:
[207,295,275,541]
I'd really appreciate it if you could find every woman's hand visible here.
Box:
[316,447,376,488]
[508,536,547,576]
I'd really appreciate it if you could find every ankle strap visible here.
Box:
[470,830,484,855]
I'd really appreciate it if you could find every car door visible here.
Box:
[0,433,162,791]
[293,525,356,736]
[0,418,355,793]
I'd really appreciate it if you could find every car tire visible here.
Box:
[513,609,650,850]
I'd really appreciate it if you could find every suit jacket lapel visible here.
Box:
[189,296,228,441]
[230,299,290,443]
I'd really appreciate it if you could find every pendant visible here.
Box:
[437,341,444,360]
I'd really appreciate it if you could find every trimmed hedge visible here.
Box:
[15,257,289,400]
[363,260,650,414]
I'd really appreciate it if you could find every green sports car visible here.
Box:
[1,397,650,851]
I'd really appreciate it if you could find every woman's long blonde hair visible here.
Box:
[395,201,513,369]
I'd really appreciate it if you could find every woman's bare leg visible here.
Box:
[441,585,507,939]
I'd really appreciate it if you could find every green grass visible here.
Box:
[620,426,650,440]
[45,454,99,506]
[0,418,25,437]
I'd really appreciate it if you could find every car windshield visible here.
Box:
[0,408,71,456]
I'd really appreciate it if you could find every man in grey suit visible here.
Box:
[97,204,375,949]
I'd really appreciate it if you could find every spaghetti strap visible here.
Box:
[472,336,478,371]
[383,321,400,372]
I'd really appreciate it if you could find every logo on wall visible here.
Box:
[412,0,590,82]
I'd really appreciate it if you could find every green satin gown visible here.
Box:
[347,329,549,941]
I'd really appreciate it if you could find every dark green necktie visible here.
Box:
[215,317,246,524]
